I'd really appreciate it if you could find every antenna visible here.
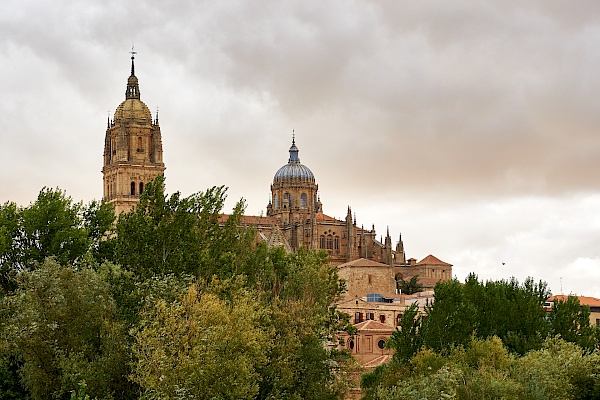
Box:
[560,277,563,294]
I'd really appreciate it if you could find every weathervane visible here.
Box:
[130,43,136,59]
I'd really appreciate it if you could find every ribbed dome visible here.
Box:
[273,139,315,183]
[114,99,152,123]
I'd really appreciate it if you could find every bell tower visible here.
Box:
[102,52,165,214]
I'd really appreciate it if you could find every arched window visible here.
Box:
[319,236,325,249]
[139,182,144,194]
[284,193,292,208]
[334,236,339,251]
[300,193,307,208]
[130,182,136,195]
[274,194,279,208]
[137,137,142,152]
[326,236,333,250]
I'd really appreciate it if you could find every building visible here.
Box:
[102,53,165,214]
[545,295,600,327]
[220,137,453,290]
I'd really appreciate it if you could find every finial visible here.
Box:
[130,44,137,75]
[107,111,111,128]
[292,129,295,145]
[155,106,159,123]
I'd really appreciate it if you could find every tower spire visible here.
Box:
[130,45,136,76]
[125,48,140,100]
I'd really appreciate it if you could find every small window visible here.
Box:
[320,236,325,249]
[349,339,355,350]
[396,314,403,326]
[139,182,144,194]
[355,312,363,324]
[300,193,307,208]
[378,339,385,349]
[379,314,385,323]
[326,236,333,250]
[274,194,279,208]
[334,236,339,250]
[130,182,136,195]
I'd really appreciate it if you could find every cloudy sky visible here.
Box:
[1,0,600,297]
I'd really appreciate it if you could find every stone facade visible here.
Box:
[102,55,165,214]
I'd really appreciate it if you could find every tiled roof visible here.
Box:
[354,320,395,332]
[547,295,600,307]
[315,212,342,223]
[416,254,452,267]
[338,258,390,269]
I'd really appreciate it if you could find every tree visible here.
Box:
[114,176,253,281]
[0,190,115,294]
[131,279,271,400]
[386,303,423,364]
[1,259,129,399]
[548,296,596,350]
[396,275,423,295]
[252,248,352,400]
[421,279,479,353]
[419,275,550,355]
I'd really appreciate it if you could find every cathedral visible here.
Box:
[102,55,452,292]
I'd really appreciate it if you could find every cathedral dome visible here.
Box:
[114,99,152,123]
[273,139,315,183]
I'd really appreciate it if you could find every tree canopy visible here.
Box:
[0,179,354,399]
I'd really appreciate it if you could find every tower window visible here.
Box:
[139,182,144,194]
[300,193,307,208]
[285,193,292,207]
[274,194,279,208]
[130,182,136,195]
[137,137,142,152]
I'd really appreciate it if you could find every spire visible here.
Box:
[125,48,140,100]
[155,106,159,125]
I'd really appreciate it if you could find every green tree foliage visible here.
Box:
[252,248,352,400]
[386,303,423,364]
[114,176,253,281]
[1,259,129,399]
[419,275,550,355]
[0,182,354,399]
[0,189,115,294]
[396,275,424,295]
[132,279,271,400]
[368,336,600,400]
[548,296,596,350]
[421,279,479,353]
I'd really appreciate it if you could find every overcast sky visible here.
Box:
[1,0,600,297]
